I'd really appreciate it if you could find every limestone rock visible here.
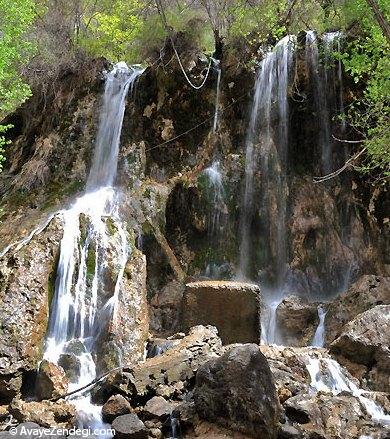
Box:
[143,396,174,420]
[275,295,319,346]
[183,281,261,345]
[102,394,132,423]
[330,305,390,392]
[0,216,63,402]
[326,275,390,345]
[194,344,280,439]
[9,399,75,428]
[36,360,68,400]
[112,413,148,439]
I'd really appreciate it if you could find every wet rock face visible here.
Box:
[326,275,390,345]
[36,360,68,400]
[96,248,149,374]
[194,344,280,439]
[276,295,319,346]
[182,281,261,345]
[0,216,63,403]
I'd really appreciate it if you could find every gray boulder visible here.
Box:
[194,344,280,439]
[112,413,148,439]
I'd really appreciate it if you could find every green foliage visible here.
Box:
[79,1,213,62]
[228,0,287,42]
[0,0,36,118]
[0,0,36,174]
[0,124,11,171]
[339,0,390,178]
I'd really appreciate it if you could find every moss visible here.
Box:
[106,217,117,237]
[47,249,60,309]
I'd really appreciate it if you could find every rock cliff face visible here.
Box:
[0,216,62,403]
[0,33,388,439]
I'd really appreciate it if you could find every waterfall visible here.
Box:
[44,63,144,434]
[238,35,295,282]
[305,31,332,175]
[212,59,221,133]
[311,306,327,347]
[307,358,390,425]
[202,161,226,278]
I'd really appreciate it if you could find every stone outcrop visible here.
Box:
[194,344,280,439]
[325,275,390,345]
[0,216,63,402]
[98,325,222,401]
[36,360,68,400]
[275,295,319,346]
[182,281,261,345]
[330,305,390,392]
[102,394,132,423]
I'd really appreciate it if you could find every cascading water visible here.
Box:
[212,58,221,133]
[307,357,390,425]
[305,31,333,175]
[238,35,295,283]
[305,31,346,174]
[237,35,295,343]
[311,305,327,347]
[44,63,144,434]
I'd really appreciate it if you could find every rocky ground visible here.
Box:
[0,277,389,438]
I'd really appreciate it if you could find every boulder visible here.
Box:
[330,305,390,365]
[0,217,63,402]
[194,344,281,439]
[97,325,222,401]
[275,295,319,346]
[36,360,68,400]
[102,394,132,423]
[330,305,390,392]
[112,413,148,439]
[57,353,81,383]
[325,275,390,345]
[182,281,261,345]
[143,396,174,420]
[9,399,75,428]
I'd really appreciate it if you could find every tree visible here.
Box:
[0,0,36,171]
